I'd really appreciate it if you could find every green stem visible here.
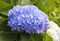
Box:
[18,0,22,5]
[15,32,21,41]
[21,0,31,5]
[10,0,14,5]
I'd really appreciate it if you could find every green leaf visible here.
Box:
[0,15,7,24]
[51,7,60,26]
[31,0,55,14]
[55,0,60,7]
[30,33,43,41]
[0,0,12,16]
[1,0,11,3]
[45,34,53,41]
[17,32,44,41]
[0,20,11,32]
[19,32,31,41]
[0,32,18,41]
[10,0,19,6]
[44,32,53,41]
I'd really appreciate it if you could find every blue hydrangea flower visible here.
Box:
[8,5,49,34]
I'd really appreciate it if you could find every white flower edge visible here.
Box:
[47,21,60,41]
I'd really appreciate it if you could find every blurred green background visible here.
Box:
[0,0,60,41]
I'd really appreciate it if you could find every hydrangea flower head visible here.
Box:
[8,5,49,34]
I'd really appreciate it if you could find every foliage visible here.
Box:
[0,0,60,41]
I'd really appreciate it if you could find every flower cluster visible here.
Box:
[47,21,60,41]
[8,5,49,34]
